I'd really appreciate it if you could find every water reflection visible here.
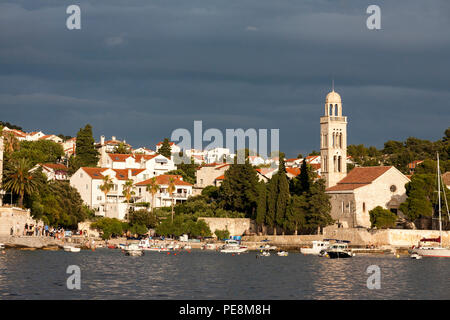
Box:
[0,249,448,299]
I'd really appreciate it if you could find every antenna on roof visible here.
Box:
[332,77,335,92]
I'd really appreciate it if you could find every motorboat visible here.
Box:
[300,240,330,255]
[0,243,5,250]
[124,243,144,256]
[183,245,192,250]
[277,251,289,256]
[258,244,277,251]
[321,241,354,259]
[63,245,81,253]
[220,240,248,253]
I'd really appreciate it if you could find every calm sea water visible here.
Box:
[0,248,448,300]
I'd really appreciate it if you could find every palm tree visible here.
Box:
[99,175,114,217]
[167,177,176,222]
[3,131,20,154]
[145,177,160,215]
[122,179,135,220]
[3,158,38,207]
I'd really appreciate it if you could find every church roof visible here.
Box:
[326,166,393,192]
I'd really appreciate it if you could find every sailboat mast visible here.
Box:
[437,153,442,247]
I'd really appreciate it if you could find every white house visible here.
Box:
[205,147,230,164]
[247,155,266,166]
[325,166,410,228]
[31,163,69,181]
[135,174,193,208]
[70,167,152,220]
[100,153,176,177]
[38,134,63,144]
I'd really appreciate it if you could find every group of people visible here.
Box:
[10,223,66,239]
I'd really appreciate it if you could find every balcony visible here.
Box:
[320,116,347,123]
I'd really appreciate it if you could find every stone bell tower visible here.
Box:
[320,88,347,188]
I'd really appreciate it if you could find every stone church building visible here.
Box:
[320,89,410,228]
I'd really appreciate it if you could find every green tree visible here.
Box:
[128,209,158,229]
[168,177,176,222]
[122,179,135,219]
[218,162,259,217]
[13,140,64,166]
[145,177,160,214]
[214,229,230,240]
[70,124,99,173]
[113,142,131,154]
[285,195,308,235]
[255,181,267,234]
[158,138,172,158]
[275,157,290,235]
[369,206,397,229]
[304,179,334,234]
[3,158,38,207]
[399,174,436,224]
[99,175,114,217]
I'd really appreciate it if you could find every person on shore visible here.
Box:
[24,223,28,236]
[44,225,49,237]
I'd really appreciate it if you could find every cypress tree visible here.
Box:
[158,138,172,158]
[275,157,290,235]
[266,174,277,234]
[255,181,267,235]
[70,124,99,173]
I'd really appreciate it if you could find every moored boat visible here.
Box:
[410,153,450,258]
[124,243,144,256]
[277,251,288,256]
[63,245,81,253]
[320,241,354,259]
[300,240,330,255]
[220,239,248,253]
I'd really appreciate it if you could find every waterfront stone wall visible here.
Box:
[0,206,43,237]
[199,217,255,237]
[323,226,450,247]
[242,235,323,245]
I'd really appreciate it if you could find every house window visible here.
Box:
[80,173,83,178]
[363,202,366,212]
[86,184,88,190]
[97,196,102,201]
[390,185,397,192]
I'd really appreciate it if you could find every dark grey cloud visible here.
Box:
[1,0,449,157]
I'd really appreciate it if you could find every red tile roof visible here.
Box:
[326,166,393,192]
[81,167,145,180]
[135,175,192,186]
[215,175,225,180]
[108,154,133,162]
[286,168,300,177]
[442,172,450,186]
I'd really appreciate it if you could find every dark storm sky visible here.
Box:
[1,0,449,157]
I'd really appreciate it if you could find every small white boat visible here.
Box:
[277,251,288,256]
[259,250,270,257]
[300,240,330,255]
[410,253,422,259]
[220,240,248,253]
[63,245,81,253]
[259,244,277,251]
[124,243,144,256]
[183,245,192,250]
